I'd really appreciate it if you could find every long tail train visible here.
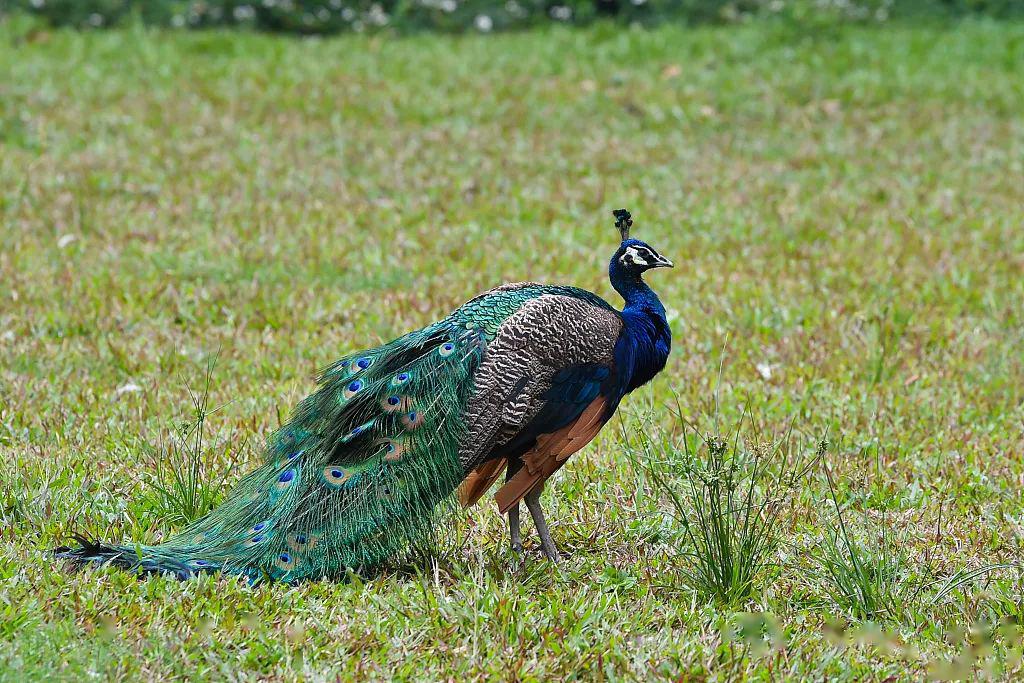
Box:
[55,323,487,583]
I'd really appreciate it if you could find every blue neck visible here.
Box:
[609,259,672,395]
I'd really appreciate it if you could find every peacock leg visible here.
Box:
[508,504,522,553]
[524,486,560,563]
[505,458,523,553]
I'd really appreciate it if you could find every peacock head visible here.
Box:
[609,209,673,280]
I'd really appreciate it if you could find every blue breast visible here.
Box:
[613,296,671,396]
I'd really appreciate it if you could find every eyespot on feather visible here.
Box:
[377,438,405,462]
[287,532,319,552]
[390,372,411,387]
[342,379,364,400]
[244,534,266,548]
[275,469,296,490]
[380,395,410,413]
[351,356,374,373]
[275,552,296,571]
[438,341,456,357]
[402,410,425,431]
[329,359,350,375]
[323,466,353,487]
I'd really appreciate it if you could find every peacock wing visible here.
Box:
[456,293,624,510]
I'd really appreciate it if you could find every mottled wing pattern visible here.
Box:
[457,294,623,509]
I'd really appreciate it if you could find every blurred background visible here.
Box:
[3,0,1023,32]
[6,0,1024,33]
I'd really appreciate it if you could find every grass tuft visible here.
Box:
[140,357,241,530]
[815,463,918,622]
[815,459,1019,624]
[631,407,818,605]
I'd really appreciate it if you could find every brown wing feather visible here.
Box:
[458,457,508,508]
[494,396,608,513]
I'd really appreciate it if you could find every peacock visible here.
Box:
[57,209,672,582]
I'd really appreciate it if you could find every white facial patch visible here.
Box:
[620,246,650,267]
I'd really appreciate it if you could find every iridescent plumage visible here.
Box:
[57,210,672,581]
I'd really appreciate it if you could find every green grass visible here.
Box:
[627,413,816,606]
[138,355,239,529]
[814,462,922,622]
[2,17,1024,681]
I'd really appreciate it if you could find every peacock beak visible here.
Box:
[650,254,674,269]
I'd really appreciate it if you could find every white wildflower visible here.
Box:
[474,15,493,32]
[549,5,572,20]
[116,383,143,396]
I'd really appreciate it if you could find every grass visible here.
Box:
[627,411,816,606]
[139,355,240,529]
[2,16,1024,681]
[815,462,921,622]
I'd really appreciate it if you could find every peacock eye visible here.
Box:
[275,552,295,570]
[381,394,407,412]
[275,469,296,491]
[343,379,363,400]
[402,410,424,431]
[379,438,404,461]
[287,532,316,552]
[356,357,372,370]
[438,342,456,357]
